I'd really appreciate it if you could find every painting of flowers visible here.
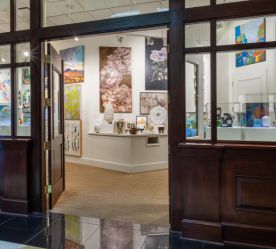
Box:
[100,47,132,113]
[145,37,168,90]
[235,18,266,67]
[140,92,168,115]
[64,84,81,120]
[60,46,85,84]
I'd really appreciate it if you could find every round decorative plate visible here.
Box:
[149,106,167,125]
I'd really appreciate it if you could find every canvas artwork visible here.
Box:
[140,92,168,115]
[235,18,266,67]
[136,116,148,129]
[0,69,11,105]
[22,67,31,84]
[100,47,132,113]
[60,46,85,84]
[246,103,269,127]
[64,84,81,120]
[65,120,82,157]
[145,37,168,90]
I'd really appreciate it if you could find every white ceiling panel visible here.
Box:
[89,9,113,20]
[48,14,73,25]
[70,11,94,23]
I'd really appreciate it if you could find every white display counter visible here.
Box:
[65,132,168,173]
[206,127,276,141]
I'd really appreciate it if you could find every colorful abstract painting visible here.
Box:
[60,46,84,84]
[235,18,266,67]
[100,47,132,113]
[65,120,82,157]
[0,69,11,104]
[140,92,168,115]
[64,84,81,120]
[246,103,269,127]
[145,37,168,90]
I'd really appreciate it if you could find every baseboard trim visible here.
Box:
[65,156,168,173]
[182,219,222,243]
[1,198,30,214]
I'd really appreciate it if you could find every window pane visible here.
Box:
[16,0,30,30]
[0,0,10,33]
[0,69,11,136]
[217,49,276,142]
[43,0,169,27]
[186,53,211,140]
[185,0,210,8]
[185,22,211,48]
[16,67,31,136]
[217,15,275,46]
[0,45,10,64]
[16,43,30,63]
[217,0,249,4]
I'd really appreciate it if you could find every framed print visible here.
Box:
[136,115,148,129]
[140,92,168,115]
[65,120,82,157]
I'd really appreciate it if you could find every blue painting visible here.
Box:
[235,18,266,67]
[246,103,269,127]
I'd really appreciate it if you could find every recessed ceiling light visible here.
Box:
[1,58,5,63]
[111,10,141,18]
[23,51,29,57]
[74,37,79,41]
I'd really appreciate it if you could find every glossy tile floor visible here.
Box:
[0,212,263,249]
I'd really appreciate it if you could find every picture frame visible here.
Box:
[136,115,148,129]
[140,92,168,115]
[22,67,31,84]
[64,120,82,157]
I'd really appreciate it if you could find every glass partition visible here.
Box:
[185,22,211,48]
[16,0,30,31]
[0,68,11,136]
[0,45,10,65]
[0,0,10,33]
[217,0,249,3]
[185,0,210,8]
[186,53,211,140]
[43,0,169,27]
[16,43,30,63]
[217,49,276,142]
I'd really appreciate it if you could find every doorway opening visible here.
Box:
[44,28,170,226]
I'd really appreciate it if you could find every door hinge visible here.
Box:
[45,185,52,194]
[44,141,51,150]
[44,98,51,107]
[44,55,50,64]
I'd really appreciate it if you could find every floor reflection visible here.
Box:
[0,213,262,249]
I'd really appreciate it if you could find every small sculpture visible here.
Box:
[94,120,101,133]
[104,102,114,124]
[116,119,125,134]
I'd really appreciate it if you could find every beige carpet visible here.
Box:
[52,163,169,226]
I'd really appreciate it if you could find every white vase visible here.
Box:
[262,116,271,127]
[104,103,114,124]
[94,121,101,133]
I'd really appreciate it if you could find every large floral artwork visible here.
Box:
[60,46,85,84]
[235,18,266,67]
[145,37,168,90]
[65,120,82,157]
[140,92,168,115]
[100,47,132,113]
[64,84,81,120]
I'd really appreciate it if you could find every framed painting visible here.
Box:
[64,84,81,120]
[22,67,31,84]
[65,120,82,157]
[140,92,168,115]
[60,46,85,84]
[0,69,11,105]
[145,37,168,90]
[235,18,266,67]
[99,47,132,113]
[136,115,148,129]
[246,103,269,127]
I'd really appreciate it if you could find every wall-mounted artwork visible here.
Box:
[246,103,269,127]
[100,47,132,113]
[64,84,81,120]
[22,67,31,84]
[145,37,168,90]
[0,69,11,105]
[60,46,85,84]
[65,120,82,157]
[140,92,168,115]
[235,18,266,67]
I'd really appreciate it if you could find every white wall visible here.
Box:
[51,32,168,171]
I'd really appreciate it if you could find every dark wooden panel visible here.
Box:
[181,148,222,223]
[182,219,222,243]
[237,176,276,212]
[0,139,32,214]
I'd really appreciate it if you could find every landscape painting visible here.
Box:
[235,18,266,67]
[140,92,168,115]
[100,47,132,113]
[64,84,81,120]
[145,37,168,90]
[65,120,82,157]
[60,46,85,84]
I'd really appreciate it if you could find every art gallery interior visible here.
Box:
[2,0,276,248]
